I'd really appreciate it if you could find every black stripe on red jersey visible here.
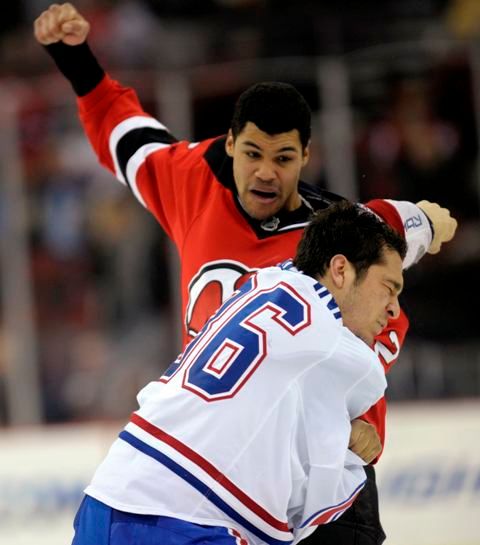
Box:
[116,127,177,187]
[203,136,347,239]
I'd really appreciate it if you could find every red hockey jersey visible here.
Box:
[77,74,433,453]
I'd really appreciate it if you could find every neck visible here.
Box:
[285,192,302,212]
[316,274,339,301]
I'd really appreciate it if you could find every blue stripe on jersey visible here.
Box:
[119,431,293,545]
[327,299,339,312]
[278,261,342,321]
[279,260,295,271]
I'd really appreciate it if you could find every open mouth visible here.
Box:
[250,189,278,201]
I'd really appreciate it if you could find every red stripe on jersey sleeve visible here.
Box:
[365,199,405,237]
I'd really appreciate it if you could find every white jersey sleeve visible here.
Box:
[385,199,433,268]
[289,327,386,539]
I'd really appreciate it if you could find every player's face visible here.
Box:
[225,122,309,221]
[341,249,403,346]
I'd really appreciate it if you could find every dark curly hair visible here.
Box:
[230,82,311,149]
[294,201,407,281]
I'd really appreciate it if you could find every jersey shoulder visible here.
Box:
[298,182,347,211]
[336,326,386,384]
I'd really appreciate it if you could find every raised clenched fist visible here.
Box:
[34,3,90,46]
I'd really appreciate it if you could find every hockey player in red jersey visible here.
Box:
[34,4,457,545]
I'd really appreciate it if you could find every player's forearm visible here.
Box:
[44,41,104,97]
[42,41,126,183]
[44,37,179,209]
[365,199,433,269]
[35,3,103,96]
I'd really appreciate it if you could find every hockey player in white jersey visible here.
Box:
[71,201,406,545]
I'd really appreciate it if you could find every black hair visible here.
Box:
[230,82,311,149]
[294,201,407,281]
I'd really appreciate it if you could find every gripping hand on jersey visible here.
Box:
[416,200,458,255]
[34,3,90,46]
[349,419,382,464]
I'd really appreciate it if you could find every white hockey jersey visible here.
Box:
[85,261,387,545]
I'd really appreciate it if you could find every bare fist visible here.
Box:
[34,3,90,46]
[349,419,382,464]
[416,200,458,255]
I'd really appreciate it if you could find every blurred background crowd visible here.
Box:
[0,0,479,426]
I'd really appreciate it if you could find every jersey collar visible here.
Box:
[279,260,342,322]
[204,136,341,239]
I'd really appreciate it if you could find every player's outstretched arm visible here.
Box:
[33,2,186,241]
[34,3,90,46]
[366,198,458,268]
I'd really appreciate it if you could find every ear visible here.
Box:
[329,254,350,288]
[225,129,235,157]
[301,140,311,167]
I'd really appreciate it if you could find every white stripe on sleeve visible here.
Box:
[109,116,169,184]
[126,143,171,208]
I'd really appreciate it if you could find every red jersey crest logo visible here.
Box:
[185,260,257,340]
